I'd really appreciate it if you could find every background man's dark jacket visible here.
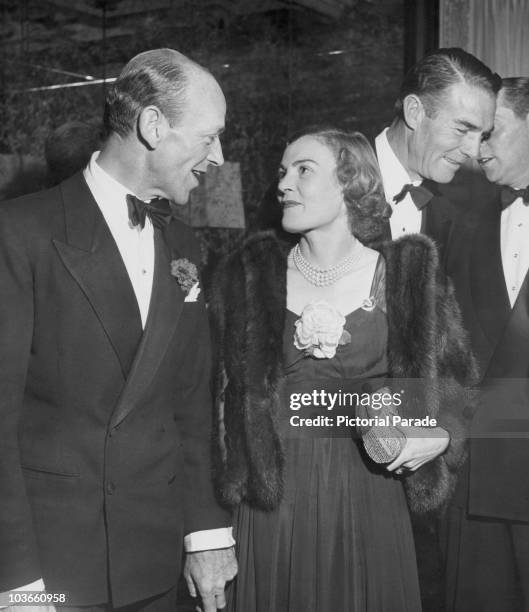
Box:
[448,185,529,522]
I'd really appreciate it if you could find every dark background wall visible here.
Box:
[0,1,403,213]
[0,0,408,264]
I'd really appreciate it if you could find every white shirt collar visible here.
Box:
[83,150,142,229]
[503,194,528,216]
[375,127,422,206]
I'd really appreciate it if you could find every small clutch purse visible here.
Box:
[356,387,407,463]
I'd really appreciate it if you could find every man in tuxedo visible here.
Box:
[444,77,529,611]
[375,47,499,264]
[0,49,236,611]
[373,48,500,611]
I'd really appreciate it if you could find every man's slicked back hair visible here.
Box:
[499,77,529,119]
[104,48,205,137]
[394,47,501,119]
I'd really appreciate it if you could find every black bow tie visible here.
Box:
[126,194,173,229]
[500,186,529,210]
[393,183,433,210]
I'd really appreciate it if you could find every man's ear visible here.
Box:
[137,106,165,149]
[402,94,425,130]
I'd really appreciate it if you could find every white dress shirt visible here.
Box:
[83,152,154,328]
[501,196,529,307]
[375,128,423,238]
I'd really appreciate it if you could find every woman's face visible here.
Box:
[278,135,347,234]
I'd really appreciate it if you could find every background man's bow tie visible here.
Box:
[126,194,173,229]
[393,183,433,210]
[500,185,529,210]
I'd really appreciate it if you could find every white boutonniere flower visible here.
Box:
[293,300,351,359]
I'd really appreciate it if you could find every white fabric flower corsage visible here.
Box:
[293,300,351,359]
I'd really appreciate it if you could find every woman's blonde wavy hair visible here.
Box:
[287,127,391,243]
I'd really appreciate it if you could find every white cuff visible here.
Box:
[184,527,235,552]
[0,578,46,609]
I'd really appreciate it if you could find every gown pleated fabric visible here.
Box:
[227,265,422,612]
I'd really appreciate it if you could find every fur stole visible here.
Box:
[210,231,477,515]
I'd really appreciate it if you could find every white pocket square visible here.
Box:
[184,282,201,303]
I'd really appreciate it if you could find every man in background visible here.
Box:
[374,47,500,611]
[45,119,105,186]
[444,77,529,612]
[375,47,499,265]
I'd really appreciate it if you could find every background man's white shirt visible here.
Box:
[501,195,529,307]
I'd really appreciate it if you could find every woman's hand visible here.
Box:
[386,426,449,473]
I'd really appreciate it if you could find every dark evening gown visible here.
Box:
[227,264,422,612]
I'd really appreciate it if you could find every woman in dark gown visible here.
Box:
[210,129,476,612]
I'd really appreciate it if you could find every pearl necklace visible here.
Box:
[292,243,361,287]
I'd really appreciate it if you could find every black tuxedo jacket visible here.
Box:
[449,190,529,522]
[0,173,229,605]
[421,180,460,269]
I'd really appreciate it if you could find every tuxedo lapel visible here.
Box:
[421,205,451,243]
[52,173,143,377]
[469,209,511,355]
[110,228,184,428]
[421,183,453,259]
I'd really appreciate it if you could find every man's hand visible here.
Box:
[387,426,450,473]
[184,547,237,611]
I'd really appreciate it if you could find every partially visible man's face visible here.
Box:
[478,101,529,188]
[154,72,226,204]
[408,81,495,183]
